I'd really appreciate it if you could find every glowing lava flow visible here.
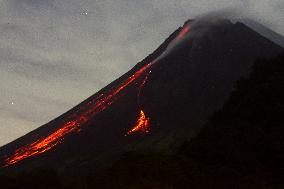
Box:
[2,24,191,167]
[126,71,151,135]
[3,62,154,167]
[177,25,190,40]
[3,120,81,166]
[126,110,150,135]
[126,24,191,135]
[137,71,151,102]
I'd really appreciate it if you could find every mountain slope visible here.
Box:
[0,18,283,175]
[243,19,284,48]
[180,53,284,188]
[85,53,284,189]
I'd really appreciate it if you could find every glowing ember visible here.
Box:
[127,110,150,135]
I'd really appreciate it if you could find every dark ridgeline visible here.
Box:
[0,18,283,188]
[242,19,284,48]
[178,52,284,189]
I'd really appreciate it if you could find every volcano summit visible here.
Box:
[0,18,283,188]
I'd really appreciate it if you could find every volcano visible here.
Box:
[0,18,283,177]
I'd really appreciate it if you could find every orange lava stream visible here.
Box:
[2,24,191,167]
[3,62,154,167]
[126,110,150,135]
[177,25,190,40]
[137,71,151,101]
[3,121,78,166]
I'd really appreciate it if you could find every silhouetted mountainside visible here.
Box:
[126,19,283,151]
[0,18,283,185]
[89,54,284,189]
[180,53,284,188]
[243,19,284,48]
[1,52,284,189]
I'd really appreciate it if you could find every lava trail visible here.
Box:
[126,110,150,135]
[2,62,154,167]
[177,25,190,40]
[126,71,151,135]
[2,24,191,167]
[137,71,151,104]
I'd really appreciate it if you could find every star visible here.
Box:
[81,10,88,16]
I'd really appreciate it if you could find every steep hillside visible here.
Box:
[0,19,282,178]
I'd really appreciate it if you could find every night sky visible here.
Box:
[0,0,283,146]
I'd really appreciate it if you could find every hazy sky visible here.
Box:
[0,0,283,146]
